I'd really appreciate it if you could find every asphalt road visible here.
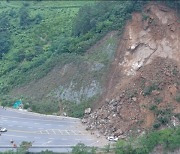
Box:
[0,107,106,153]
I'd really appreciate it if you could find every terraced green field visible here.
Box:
[0,1,91,93]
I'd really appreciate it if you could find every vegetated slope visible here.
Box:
[9,31,119,116]
[0,0,89,94]
[83,3,180,139]
[1,1,146,115]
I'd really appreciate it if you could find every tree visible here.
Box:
[0,12,11,58]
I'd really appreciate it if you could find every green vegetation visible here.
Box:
[151,107,173,129]
[175,92,180,102]
[1,127,180,153]
[0,1,146,96]
[143,83,159,96]
[0,0,179,116]
[154,96,163,104]
[70,127,180,154]
[63,101,90,118]
[115,127,180,154]
[72,143,96,154]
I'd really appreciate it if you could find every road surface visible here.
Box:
[0,107,107,153]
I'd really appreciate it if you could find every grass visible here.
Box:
[71,127,180,154]
[143,83,159,96]
[0,1,91,95]
[175,92,180,102]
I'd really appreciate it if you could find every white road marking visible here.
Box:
[58,129,62,135]
[3,134,27,138]
[51,129,56,134]
[66,130,70,135]
[72,130,78,135]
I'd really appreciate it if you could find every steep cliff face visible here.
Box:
[105,4,180,100]
[83,4,180,138]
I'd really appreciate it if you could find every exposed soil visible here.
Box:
[83,3,180,139]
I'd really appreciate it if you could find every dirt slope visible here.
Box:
[83,3,180,138]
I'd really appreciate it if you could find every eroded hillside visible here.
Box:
[83,3,180,138]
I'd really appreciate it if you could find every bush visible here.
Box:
[72,143,88,154]
[175,93,180,102]
[153,122,161,129]
[157,116,169,125]
[62,100,91,118]
[143,83,159,96]
[31,100,59,114]
[149,105,157,111]
[154,97,163,104]
[175,113,180,120]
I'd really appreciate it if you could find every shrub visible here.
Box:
[143,83,159,96]
[153,122,161,129]
[175,93,180,102]
[149,105,157,111]
[31,100,59,114]
[72,143,88,154]
[62,100,91,118]
[175,113,180,120]
[157,116,169,125]
[154,97,163,104]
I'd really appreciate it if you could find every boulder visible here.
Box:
[82,119,88,123]
[132,97,137,102]
[85,108,92,114]
[114,129,123,136]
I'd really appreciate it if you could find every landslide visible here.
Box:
[83,3,180,138]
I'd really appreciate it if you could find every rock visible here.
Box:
[96,133,100,138]
[170,24,176,32]
[27,108,32,112]
[143,20,149,30]
[115,96,120,102]
[114,129,123,136]
[85,108,92,114]
[117,106,122,113]
[105,98,110,103]
[152,90,160,95]
[86,126,90,131]
[109,99,115,104]
[132,97,137,102]
[63,112,67,116]
[113,114,116,117]
[159,6,169,12]
[82,119,88,123]
[118,135,126,139]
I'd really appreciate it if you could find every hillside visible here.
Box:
[83,2,180,142]
[0,1,146,116]
[0,1,180,153]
